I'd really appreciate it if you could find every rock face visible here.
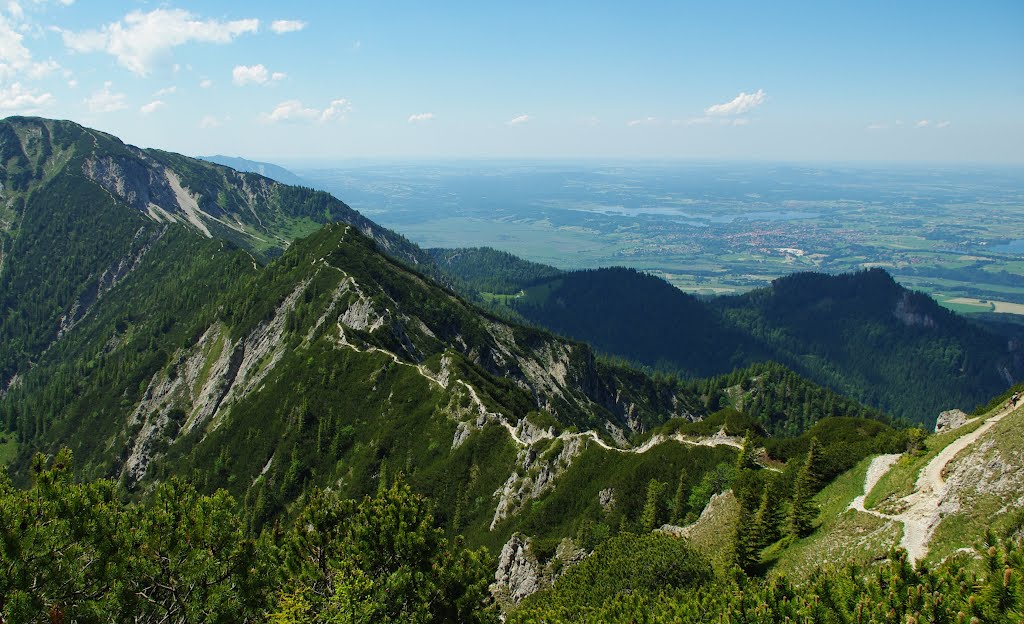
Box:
[935,409,969,433]
[494,534,545,604]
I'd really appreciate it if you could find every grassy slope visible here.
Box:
[865,417,984,512]
[773,402,1024,578]
[769,457,900,580]
[927,404,1024,565]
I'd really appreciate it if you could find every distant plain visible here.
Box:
[296,162,1024,312]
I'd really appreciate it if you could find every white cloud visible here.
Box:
[61,9,258,76]
[0,81,52,110]
[25,59,58,79]
[732,118,750,126]
[270,19,305,34]
[232,64,285,86]
[866,122,887,130]
[915,119,930,128]
[0,14,60,80]
[262,97,352,123]
[627,116,657,127]
[506,114,531,125]
[407,112,434,123]
[139,99,163,114]
[154,85,176,97]
[199,78,212,88]
[264,100,318,122]
[66,78,76,88]
[936,120,951,128]
[198,114,222,128]
[705,89,766,116]
[7,2,22,21]
[85,81,126,113]
[320,98,352,122]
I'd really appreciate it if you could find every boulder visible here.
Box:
[935,408,969,433]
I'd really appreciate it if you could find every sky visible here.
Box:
[1,0,1022,163]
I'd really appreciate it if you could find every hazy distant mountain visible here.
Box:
[200,154,310,187]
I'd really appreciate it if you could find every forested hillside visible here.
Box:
[427,246,563,295]
[0,117,426,391]
[4,117,1021,622]
[507,267,1022,424]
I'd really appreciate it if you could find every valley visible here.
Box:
[0,117,1021,622]
[296,162,1024,311]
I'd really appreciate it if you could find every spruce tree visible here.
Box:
[736,430,758,471]
[640,479,667,533]
[752,485,782,551]
[671,469,688,524]
[788,438,821,538]
[732,486,762,573]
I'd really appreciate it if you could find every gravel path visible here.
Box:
[848,402,1017,564]
[848,453,902,515]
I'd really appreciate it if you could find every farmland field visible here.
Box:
[294,161,1024,312]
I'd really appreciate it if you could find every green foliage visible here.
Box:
[511,533,714,622]
[508,266,1019,424]
[427,247,562,295]
[0,449,269,622]
[788,438,823,538]
[686,462,736,522]
[512,266,760,378]
[0,452,495,623]
[639,478,669,533]
[272,479,497,623]
[518,541,1024,623]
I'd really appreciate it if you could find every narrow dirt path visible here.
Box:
[897,402,1015,563]
[848,402,1017,564]
[334,319,753,457]
[848,453,902,515]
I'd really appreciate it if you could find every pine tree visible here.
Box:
[732,491,760,573]
[671,469,688,524]
[736,430,758,471]
[788,438,821,538]
[752,485,782,550]
[640,479,668,533]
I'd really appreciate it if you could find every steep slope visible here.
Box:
[0,118,920,585]
[507,266,1021,424]
[0,116,425,388]
[776,397,1024,577]
[3,220,717,535]
[715,269,1021,422]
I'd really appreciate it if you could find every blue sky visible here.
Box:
[2,1,1022,163]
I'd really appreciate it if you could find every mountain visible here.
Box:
[0,116,426,389]
[199,154,310,188]
[10,117,1018,621]
[0,117,901,550]
[713,269,1021,422]
[427,246,563,295]
[505,266,1023,424]
[0,118,741,542]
